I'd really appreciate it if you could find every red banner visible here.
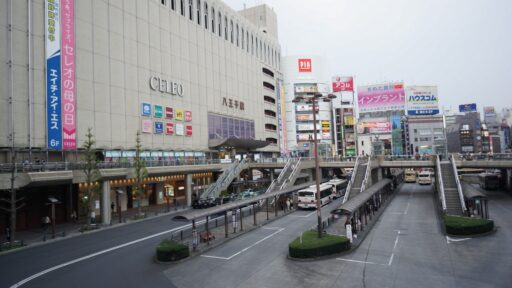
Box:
[298,58,312,72]
[332,76,353,92]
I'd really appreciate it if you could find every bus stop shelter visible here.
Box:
[461,181,489,219]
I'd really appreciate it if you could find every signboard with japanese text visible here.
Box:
[357,121,391,134]
[358,83,405,113]
[61,0,76,149]
[165,122,174,135]
[298,58,312,72]
[175,123,184,135]
[142,102,151,116]
[186,125,193,136]
[175,109,184,121]
[332,76,354,92]
[165,107,173,119]
[185,111,192,122]
[142,119,152,133]
[296,114,314,121]
[46,0,62,149]
[406,86,439,115]
[154,105,163,118]
[154,121,163,134]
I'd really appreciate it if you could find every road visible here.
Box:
[2,183,512,288]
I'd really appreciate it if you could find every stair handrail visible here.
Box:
[436,155,447,213]
[450,154,467,214]
[278,158,302,190]
[200,159,239,199]
[276,157,293,184]
[360,157,372,193]
[343,156,360,204]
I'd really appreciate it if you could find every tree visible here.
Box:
[82,128,100,226]
[133,131,148,217]
[0,132,25,246]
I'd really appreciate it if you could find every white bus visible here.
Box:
[297,183,333,209]
[327,179,348,199]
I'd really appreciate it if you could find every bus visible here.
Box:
[327,179,348,199]
[418,171,432,185]
[405,169,417,183]
[479,173,500,190]
[297,183,333,209]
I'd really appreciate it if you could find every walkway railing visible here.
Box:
[360,157,371,193]
[343,156,360,204]
[450,154,468,215]
[200,159,241,200]
[436,155,447,213]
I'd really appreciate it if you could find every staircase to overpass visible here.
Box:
[343,157,369,203]
[438,155,467,216]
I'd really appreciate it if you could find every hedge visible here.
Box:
[444,215,494,235]
[289,230,350,258]
[156,239,190,262]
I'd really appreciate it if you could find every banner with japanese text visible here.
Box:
[61,0,76,149]
[358,82,405,113]
[46,0,62,149]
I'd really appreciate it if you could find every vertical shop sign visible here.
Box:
[46,0,62,149]
[61,0,76,149]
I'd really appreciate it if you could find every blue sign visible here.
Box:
[408,109,440,116]
[142,102,151,116]
[46,53,62,150]
[154,122,164,134]
[459,103,477,113]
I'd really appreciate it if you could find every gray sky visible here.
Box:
[224,0,511,114]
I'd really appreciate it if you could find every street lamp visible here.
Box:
[293,92,336,238]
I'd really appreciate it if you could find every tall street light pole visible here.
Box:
[293,92,336,238]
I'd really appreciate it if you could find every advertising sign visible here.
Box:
[185,111,192,122]
[298,58,312,72]
[297,114,314,121]
[175,108,184,121]
[142,119,152,133]
[165,122,174,135]
[297,124,314,131]
[46,0,62,149]
[165,107,173,119]
[186,125,193,136]
[154,105,163,118]
[296,104,318,112]
[175,123,184,135]
[344,116,355,126]
[357,121,391,134]
[332,76,354,92]
[154,121,163,134]
[358,83,405,113]
[61,0,76,149]
[321,121,330,132]
[483,106,496,116]
[142,102,151,116]
[391,115,403,155]
[406,86,439,115]
[459,103,477,113]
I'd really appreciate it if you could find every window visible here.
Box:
[230,20,234,43]
[196,0,201,25]
[224,16,228,40]
[188,0,193,21]
[251,35,254,55]
[255,38,258,57]
[211,7,215,33]
[241,28,244,49]
[246,31,249,52]
[218,12,222,36]
[161,0,166,6]
[204,2,208,29]
[236,24,239,46]
[180,0,185,15]
[171,0,175,10]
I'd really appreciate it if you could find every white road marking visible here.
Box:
[336,258,381,265]
[446,235,471,243]
[201,228,285,261]
[338,230,400,267]
[393,230,400,250]
[388,253,395,265]
[291,211,316,218]
[404,202,410,215]
[9,222,201,288]
[262,227,285,230]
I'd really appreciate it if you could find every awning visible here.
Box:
[333,179,392,215]
[461,181,487,200]
[208,137,269,150]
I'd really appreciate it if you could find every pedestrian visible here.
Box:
[286,198,291,211]
[42,216,51,231]
[90,211,96,224]
[6,227,11,242]
[289,197,294,210]
[111,201,115,212]
[70,210,77,223]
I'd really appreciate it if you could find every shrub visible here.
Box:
[156,239,190,262]
[289,230,350,258]
[444,215,494,235]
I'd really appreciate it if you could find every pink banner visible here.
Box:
[61,0,76,149]
[358,83,405,113]
[332,76,354,92]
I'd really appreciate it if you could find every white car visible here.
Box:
[418,171,432,185]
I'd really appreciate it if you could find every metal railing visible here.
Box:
[278,158,302,191]
[450,154,467,214]
[343,156,360,204]
[200,159,240,200]
[436,155,447,213]
[360,157,372,194]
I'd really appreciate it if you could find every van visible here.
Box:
[418,171,432,185]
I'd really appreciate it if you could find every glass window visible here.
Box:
[204,2,208,29]
[196,0,201,25]
[218,12,222,37]
[230,20,234,43]
[224,16,228,40]
[171,0,175,10]
[236,24,239,46]
[228,118,234,136]
[222,117,228,137]
[188,0,193,21]
[241,28,244,49]
[180,0,185,15]
[211,6,215,33]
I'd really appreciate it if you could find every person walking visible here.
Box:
[286,198,291,212]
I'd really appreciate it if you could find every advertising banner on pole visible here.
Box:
[332,76,354,92]
[357,83,405,113]
[459,103,477,113]
[61,0,76,149]
[406,86,439,116]
[46,0,62,149]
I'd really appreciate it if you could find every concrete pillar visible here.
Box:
[101,181,111,225]
[186,173,193,207]
[506,169,512,192]
[270,169,274,182]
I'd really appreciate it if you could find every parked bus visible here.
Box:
[418,171,432,185]
[404,169,417,183]
[297,183,333,209]
[479,173,500,190]
[327,179,348,199]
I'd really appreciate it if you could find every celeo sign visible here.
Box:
[149,76,184,96]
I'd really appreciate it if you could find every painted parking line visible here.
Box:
[337,230,401,267]
[201,227,285,261]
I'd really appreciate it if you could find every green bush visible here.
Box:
[444,215,494,235]
[289,230,350,258]
[156,239,190,262]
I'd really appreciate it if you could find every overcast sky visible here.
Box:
[224,0,511,114]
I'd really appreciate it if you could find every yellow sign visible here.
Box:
[175,108,184,121]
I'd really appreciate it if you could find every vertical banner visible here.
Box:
[61,0,76,149]
[46,0,62,149]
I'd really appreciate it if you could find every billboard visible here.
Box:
[406,86,439,115]
[358,82,405,113]
[332,76,354,92]
[298,58,312,72]
[61,0,76,149]
[459,103,477,113]
[46,0,62,149]
[356,121,391,134]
